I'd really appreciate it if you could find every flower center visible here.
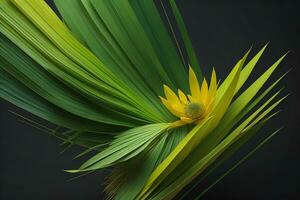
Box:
[185,102,205,119]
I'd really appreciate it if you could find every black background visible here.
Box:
[1,0,299,199]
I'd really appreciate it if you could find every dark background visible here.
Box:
[1,0,299,199]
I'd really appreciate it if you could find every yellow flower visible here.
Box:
[160,66,217,127]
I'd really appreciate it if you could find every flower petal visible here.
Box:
[160,96,183,118]
[180,117,194,123]
[208,68,217,99]
[189,66,201,100]
[171,103,185,115]
[163,85,181,105]
[178,89,188,104]
[187,95,197,103]
[201,78,208,104]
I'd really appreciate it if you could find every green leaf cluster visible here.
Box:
[0,0,288,199]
